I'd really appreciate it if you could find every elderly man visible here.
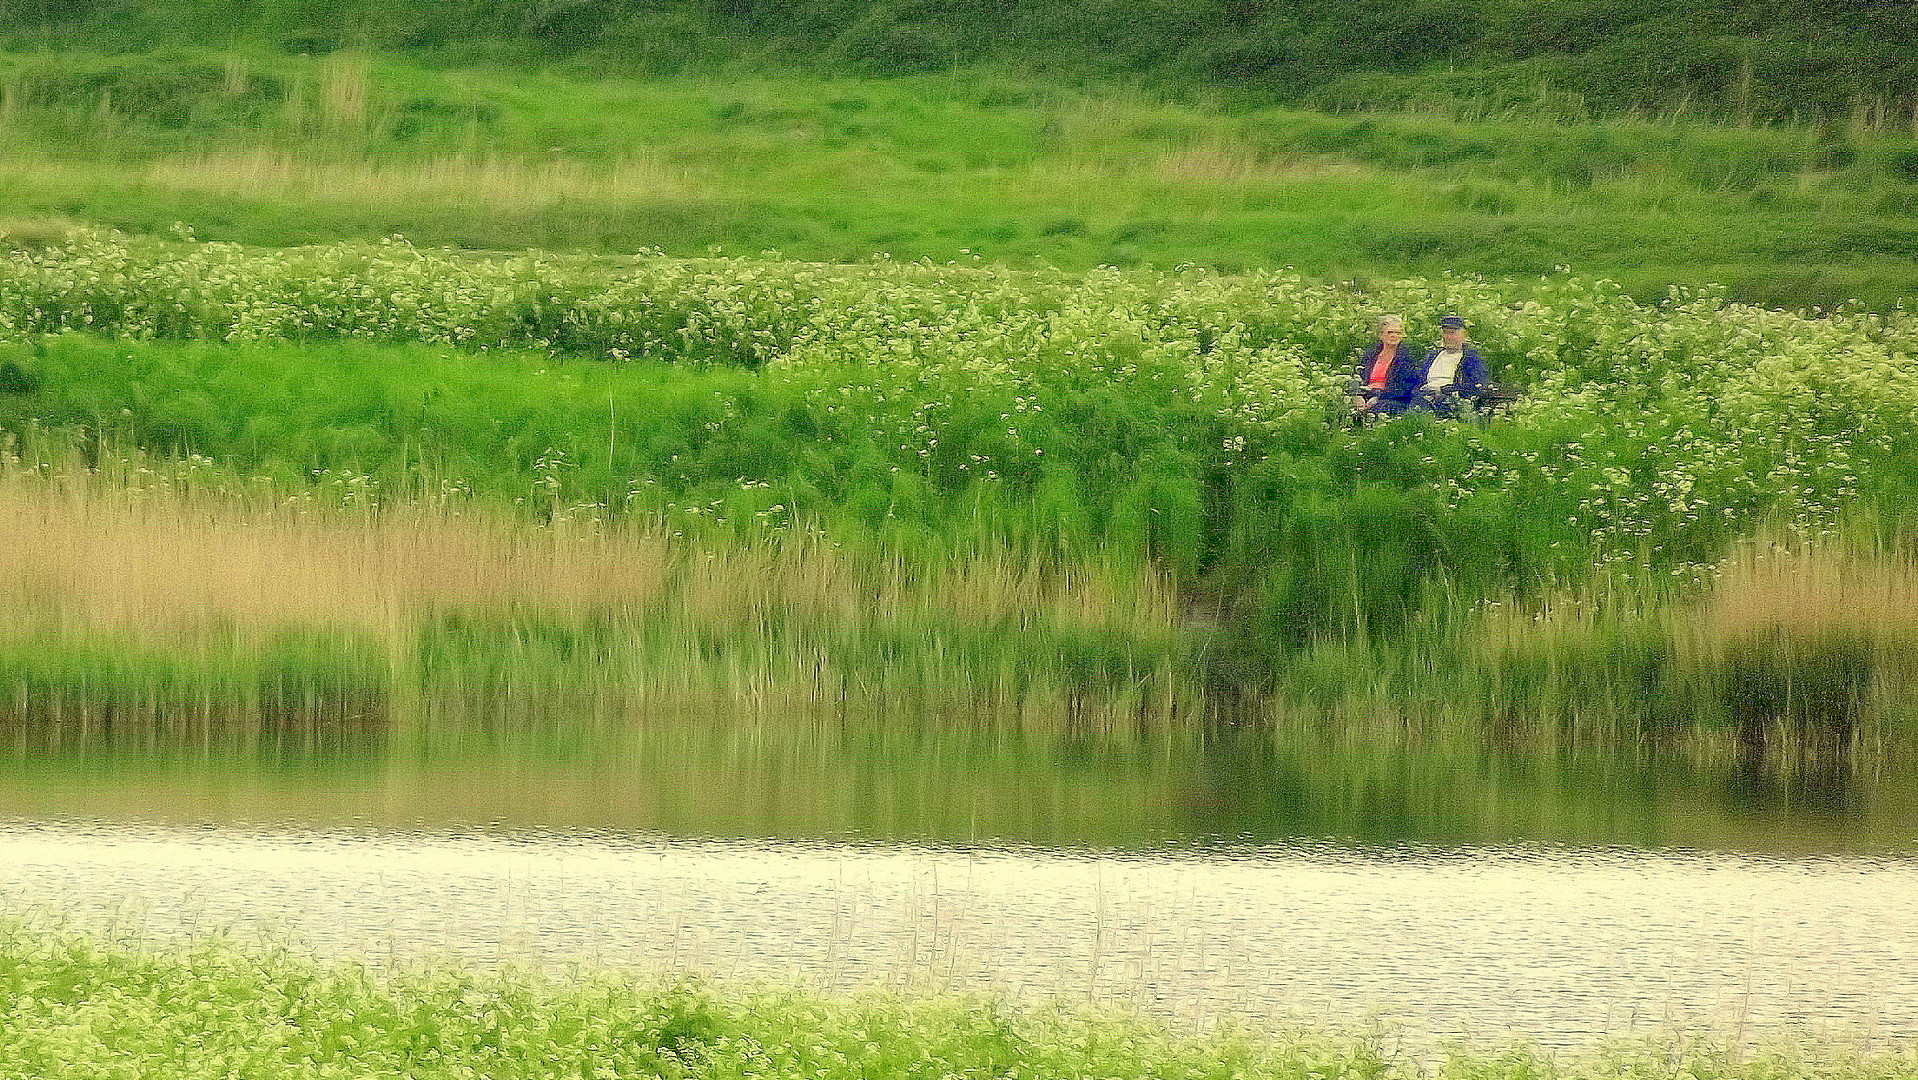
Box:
[1415,314,1491,415]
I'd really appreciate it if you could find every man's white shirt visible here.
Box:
[1424,347,1462,389]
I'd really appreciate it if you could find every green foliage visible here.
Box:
[0,633,389,738]
[0,919,1911,1080]
[4,0,1912,126]
[1719,631,1876,738]
[1,49,1916,305]
[9,233,1918,676]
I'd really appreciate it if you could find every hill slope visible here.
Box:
[4,0,1915,122]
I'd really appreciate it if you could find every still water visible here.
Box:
[3,729,1916,1055]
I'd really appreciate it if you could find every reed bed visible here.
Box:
[0,436,1204,739]
[13,425,1918,745]
[1256,515,1918,748]
[1697,530,1918,654]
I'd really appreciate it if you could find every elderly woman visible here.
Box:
[1351,314,1420,416]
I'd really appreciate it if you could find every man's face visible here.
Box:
[1440,327,1466,348]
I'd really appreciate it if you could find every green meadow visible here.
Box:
[2,48,1917,309]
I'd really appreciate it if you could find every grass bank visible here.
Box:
[4,235,1918,738]
[6,416,1918,744]
[0,919,1910,1080]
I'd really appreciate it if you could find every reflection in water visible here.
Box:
[1191,730,1912,852]
[1725,734,1866,821]
[1,727,1916,852]
[2,728,1915,1056]
[1,821,1914,1057]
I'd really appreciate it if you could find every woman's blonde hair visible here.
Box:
[1377,314,1404,333]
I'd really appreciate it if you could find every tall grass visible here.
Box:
[0,429,1203,739]
[10,416,1918,745]
[137,149,690,211]
[1285,518,1918,745]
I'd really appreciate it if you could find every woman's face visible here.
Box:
[1379,324,1405,347]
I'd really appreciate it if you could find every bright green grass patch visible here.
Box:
[2,50,1917,301]
[0,634,391,739]
[0,918,1910,1080]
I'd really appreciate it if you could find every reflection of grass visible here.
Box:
[0,729,1195,844]
[7,722,1915,854]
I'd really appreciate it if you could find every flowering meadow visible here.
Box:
[3,229,1916,733]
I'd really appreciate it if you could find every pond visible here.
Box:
[2,728,1915,1056]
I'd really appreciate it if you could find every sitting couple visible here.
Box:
[1351,313,1490,417]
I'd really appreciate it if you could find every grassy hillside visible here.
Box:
[2,51,1916,309]
[5,232,1918,739]
[1,11,1916,737]
[4,0,1914,125]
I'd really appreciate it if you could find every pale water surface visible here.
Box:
[3,731,1916,1055]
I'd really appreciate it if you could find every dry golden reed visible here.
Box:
[0,442,1199,733]
[1467,525,1918,656]
[0,465,669,656]
[1149,144,1374,185]
[0,457,1176,648]
[138,149,688,212]
[317,48,371,126]
[1696,537,1918,647]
